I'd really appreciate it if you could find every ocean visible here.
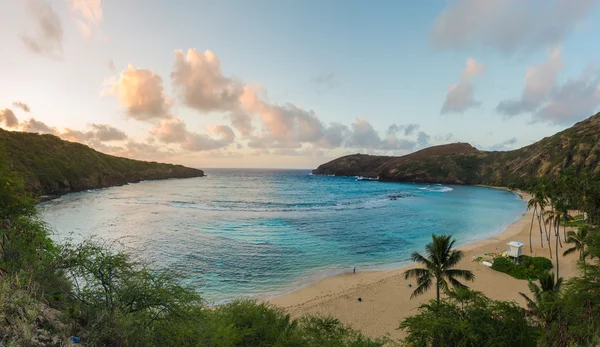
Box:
[39,169,526,303]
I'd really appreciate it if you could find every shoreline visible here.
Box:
[266,187,524,300]
[269,189,580,341]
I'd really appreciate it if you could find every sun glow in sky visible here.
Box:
[1,0,600,169]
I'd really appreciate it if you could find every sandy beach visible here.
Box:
[270,191,581,341]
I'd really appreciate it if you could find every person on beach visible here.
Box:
[353,266,356,274]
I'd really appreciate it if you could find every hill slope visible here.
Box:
[313,112,600,185]
[0,129,204,196]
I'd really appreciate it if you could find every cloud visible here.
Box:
[68,0,103,39]
[21,0,63,58]
[171,49,243,112]
[387,123,420,136]
[228,110,254,136]
[345,119,430,151]
[346,118,382,149]
[431,0,598,53]
[151,117,235,151]
[534,72,600,125]
[109,65,172,120]
[108,60,116,72]
[62,123,128,143]
[311,72,339,90]
[441,57,485,114]
[482,137,519,151]
[497,48,563,116]
[12,102,31,113]
[21,118,58,134]
[0,109,19,128]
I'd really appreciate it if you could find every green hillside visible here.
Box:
[0,128,204,197]
[314,112,600,186]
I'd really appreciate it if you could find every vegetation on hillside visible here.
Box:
[0,129,204,197]
[313,112,600,185]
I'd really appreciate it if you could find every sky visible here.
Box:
[1,0,600,169]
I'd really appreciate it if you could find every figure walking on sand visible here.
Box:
[353,266,356,274]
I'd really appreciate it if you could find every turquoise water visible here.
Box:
[39,169,525,303]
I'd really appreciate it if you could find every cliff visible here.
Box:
[0,128,204,197]
[313,112,600,185]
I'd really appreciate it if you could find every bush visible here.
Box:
[491,255,553,280]
[399,288,538,347]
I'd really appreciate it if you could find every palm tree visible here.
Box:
[563,225,589,276]
[527,190,546,252]
[519,272,562,329]
[404,234,475,305]
[544,208,562,278]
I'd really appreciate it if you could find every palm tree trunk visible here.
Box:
[529,208,535,253]
[436,281,440,306]
[557,219,563,248]
[543,218,552,259]
[555,227,560,279]
[538,214,544,248]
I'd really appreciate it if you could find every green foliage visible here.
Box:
[491,256,553,280]
[399,288,539,347]
[0,128,203,197]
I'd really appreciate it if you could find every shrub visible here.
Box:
[491,255,553,280]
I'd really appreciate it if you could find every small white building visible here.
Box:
[506,241,524,258]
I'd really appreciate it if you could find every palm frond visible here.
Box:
[563,247,577,256]
[410,276,432,299]
[404,268,430,282]
[445,268,475,282]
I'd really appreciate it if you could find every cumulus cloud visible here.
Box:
[12,102,31,113]
[441,57,485,114]
[431,0,598,53]
[165,48,436,155]
[482,137,519,151]
[109,65,172,120]
[497,48,563,116]
[171,49,243,112]
[228,110,254,136]
[21,0,63,58]
[534,72,600,125]
[387,123,420,136]
[21,118,58,134]
[0,109,19,128]
[68,0,103,39]
[151,117,235,151]
[61,123,128,143]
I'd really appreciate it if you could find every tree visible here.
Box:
[544,208,562,278]
[527,188,546,252]
[400,288,538,347]
[564,225,589,276]
[519,272,562,332]
[404,234,474,305]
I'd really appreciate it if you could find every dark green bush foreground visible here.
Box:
[491,255,553,280]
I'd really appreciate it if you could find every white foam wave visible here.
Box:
[355,176,379,181]
[418,185,454,193]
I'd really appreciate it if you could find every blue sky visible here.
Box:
[1,0,600,168]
